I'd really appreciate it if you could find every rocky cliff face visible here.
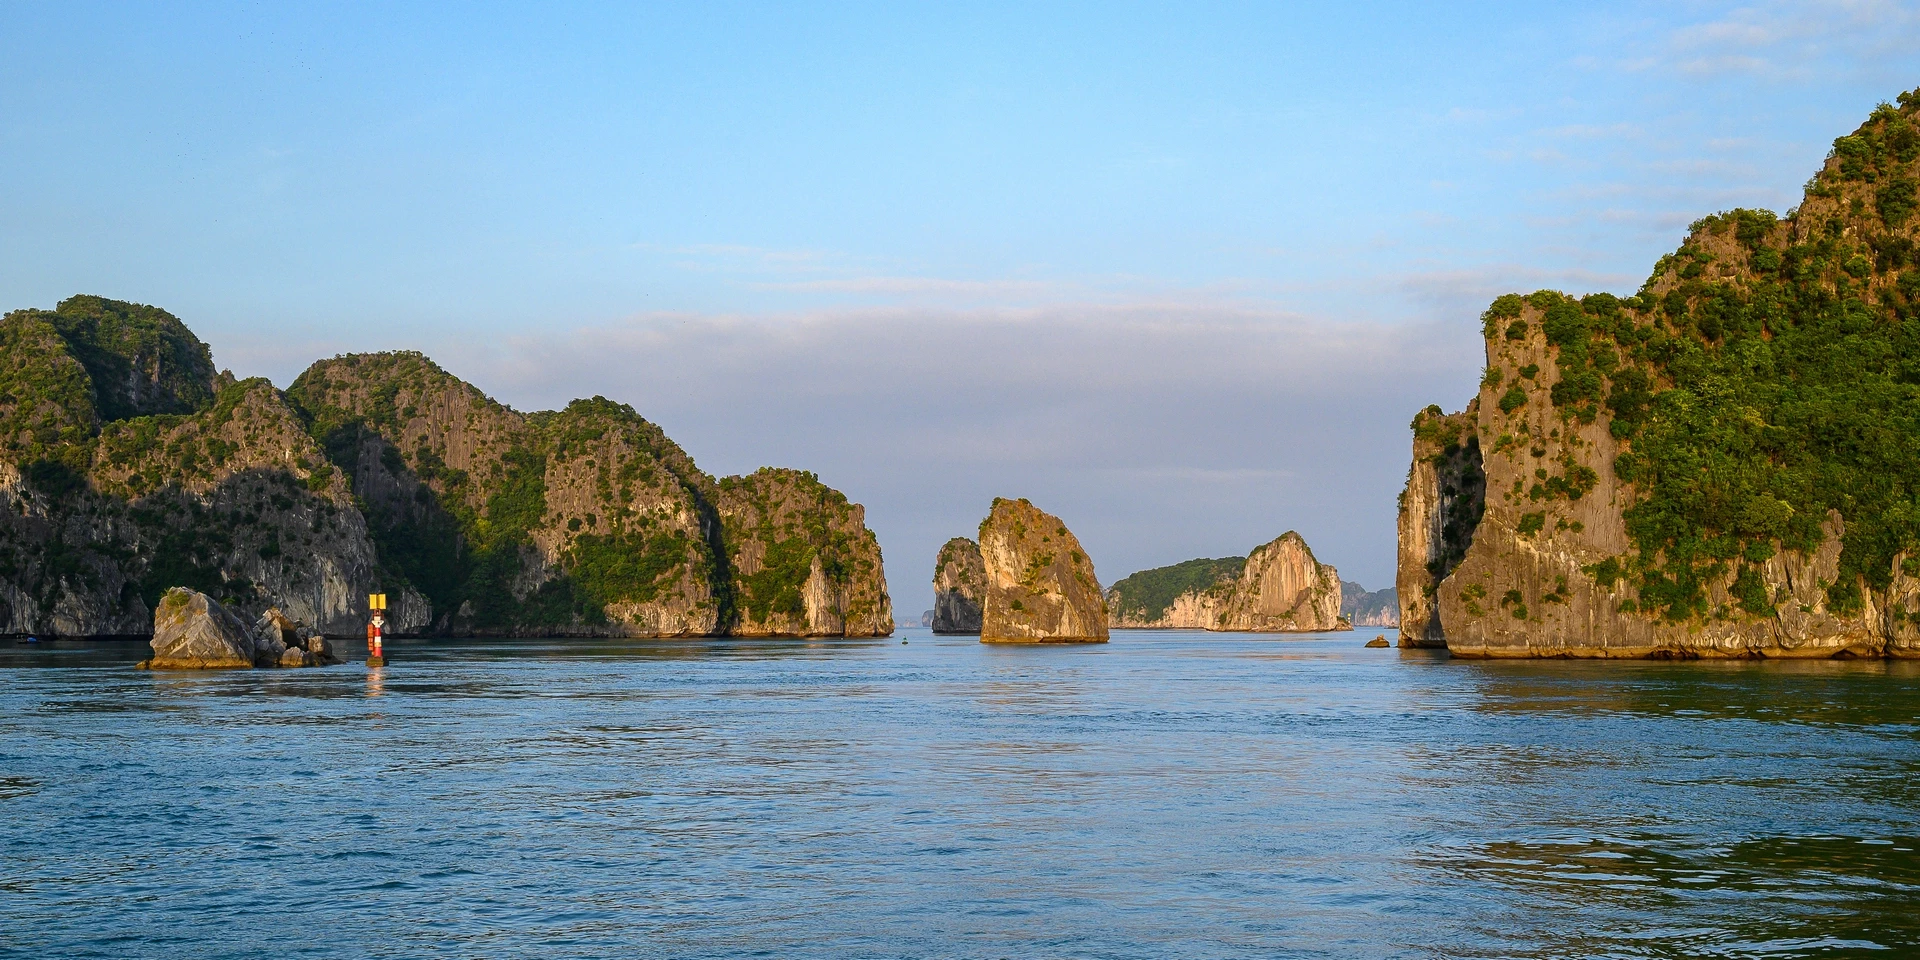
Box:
[1398,91,1920,658]
[1213,533,1345,632]
[978,498,1107,643]
[718,467,892,637]
[0,298,395,638]
[1396,403,1484,647]
[931,537,984,634]
[1107,533,1346,632]
[288,353,890,638]
[289,354,729,636]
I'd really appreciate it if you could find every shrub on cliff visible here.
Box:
[1484,89,1920,620]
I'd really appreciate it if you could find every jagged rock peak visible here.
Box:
[977,498,1107,643]
[1216,532,1345,632]
[931,537,984,634]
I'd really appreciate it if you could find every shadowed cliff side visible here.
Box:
[1396,402,1484,647]
[0,297,398,637]
[931,537,984,634]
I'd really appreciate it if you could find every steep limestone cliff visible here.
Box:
[1213,533,1346,631]
[1399,91,1920,658]
[718,467,892,637]
[1107,533,1346,632]
[931,537,984,634]
[1396,403,1485,647]
[0,297,397,637]
[978,498,1107,643]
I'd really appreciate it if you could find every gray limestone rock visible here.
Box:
[145,589,263,669]
[931,538,985,634]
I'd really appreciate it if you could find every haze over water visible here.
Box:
[3,632,1915,958]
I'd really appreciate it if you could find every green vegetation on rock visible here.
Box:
[0,300,888,638]
[1107,556,1244,623]
[1488,90,1920,621]
[719,467,885,631]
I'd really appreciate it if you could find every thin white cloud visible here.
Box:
[750,276,1060,298]
[1620,0,1920,79]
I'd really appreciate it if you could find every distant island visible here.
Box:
[1105,532,1348,632]
[1340,581,1397,628]
[1400,89,1920,659]
[0,297,891,639]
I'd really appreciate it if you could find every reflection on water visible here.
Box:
[1,630,1916,958]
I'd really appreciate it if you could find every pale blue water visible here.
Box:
[2,629,1917,958]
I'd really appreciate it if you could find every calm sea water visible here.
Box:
[2,629,1917,959]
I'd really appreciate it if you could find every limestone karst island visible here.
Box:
[1398,92,1920,660]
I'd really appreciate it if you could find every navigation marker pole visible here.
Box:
[367,593,388,667]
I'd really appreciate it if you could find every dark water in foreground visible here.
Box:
[2,630,1918,959]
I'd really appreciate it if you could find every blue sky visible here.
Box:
[3,2,1917,608]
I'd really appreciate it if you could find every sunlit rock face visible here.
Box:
[718,468,892,638]
[977,498,1108,644]
[1397,93,1920,659]
[1106,533,1345,632]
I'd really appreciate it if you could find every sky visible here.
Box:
[2,2,1918,614]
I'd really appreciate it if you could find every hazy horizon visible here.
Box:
[5,2,1918,612]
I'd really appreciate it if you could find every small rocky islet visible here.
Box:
[1397,90,1920,659]
[0,297,891,645]
[976,498,1108,644]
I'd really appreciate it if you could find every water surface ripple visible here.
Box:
[2,631,1917,958]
